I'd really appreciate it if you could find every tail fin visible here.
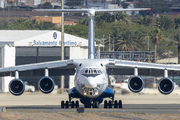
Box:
[33,8,151,59]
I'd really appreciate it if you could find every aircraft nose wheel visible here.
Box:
[93,101,99,108]
[104,100,122,109]
[84,101,100,108]
[84,102,91,108]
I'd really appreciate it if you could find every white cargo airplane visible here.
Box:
[0,8,178,108]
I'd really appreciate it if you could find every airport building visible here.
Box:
[0,30,89,92]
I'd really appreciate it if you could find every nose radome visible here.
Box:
[85,77,97,88]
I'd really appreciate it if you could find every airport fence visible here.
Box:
[98,51,155,63]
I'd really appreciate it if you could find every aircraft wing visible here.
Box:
[107,59,180,76]
[109,59,180,70]
[0,60,75,76]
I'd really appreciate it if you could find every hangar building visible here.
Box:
[0,30,89,92]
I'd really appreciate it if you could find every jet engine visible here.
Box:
[158,77,174,95]
[38,76,55,94]
[9,79,25,96]
[128,76,144,93]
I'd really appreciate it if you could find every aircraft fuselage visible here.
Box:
[73,59,109,99]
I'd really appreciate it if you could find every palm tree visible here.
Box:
[95,13,113,23]
[173,33,180,64]
[115,30,134,51]
[136,15,152,26]
[174,17,180,29]
[157,15,173,30]
[150,28,163,62]
[95,13,113,29]
[29,19,39,29]
[39,21,56,30]
[95,12,130,28]
[114,30,145,51]
[115,12,130,24]
[79,17,89,26]
[11,18,27,30]
[0,21,8,30]
[133,31,146,50]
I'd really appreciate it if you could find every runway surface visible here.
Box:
[6,104,180,114]
[1,91,180,114]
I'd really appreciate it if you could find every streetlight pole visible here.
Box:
[113,39,115,58]
[148,36,149,51]
[8,3,10,29]
[113,39,115,52]
[114,0,116,22]
[109,34,110,51]
[61,0,64,90]
[103,0,105,9]
[103,34,105,51]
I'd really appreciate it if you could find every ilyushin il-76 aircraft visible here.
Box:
[0,8,180,109]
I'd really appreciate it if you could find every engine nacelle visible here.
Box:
[38,76,55,94]
[158,77,174,95]
[128,75,144,93]
[9,79,25,96]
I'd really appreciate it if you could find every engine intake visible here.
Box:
[9,79,25,96]
[158,77,174,95]
[128,76,144,93]
[38,76,55,94]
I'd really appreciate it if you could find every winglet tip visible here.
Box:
[146,8,151,10]
[32,9,37,12]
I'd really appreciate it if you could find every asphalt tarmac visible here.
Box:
[1,90,180,114]
[6,104,180,114]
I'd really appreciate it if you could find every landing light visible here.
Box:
[95,92,98,95]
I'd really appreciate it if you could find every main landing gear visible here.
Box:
[104,100,122,108]
[103,95,122,109]
[61,100,79,108]
[60,100,122,109]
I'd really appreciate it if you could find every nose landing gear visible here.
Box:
[93,101,99,108]
[84,101,100,108]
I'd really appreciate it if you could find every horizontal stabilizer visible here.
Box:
[33,8,151,13]
[32,7,151,59]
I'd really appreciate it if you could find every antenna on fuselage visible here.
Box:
[33,8,151,59]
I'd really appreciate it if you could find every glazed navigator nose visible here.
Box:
[84,77,97,88]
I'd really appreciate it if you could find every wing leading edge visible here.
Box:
[0,59,75,73]
[107,59,180,76]
[107,59,180,71]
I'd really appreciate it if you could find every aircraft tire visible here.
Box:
[119,100,122,108]
[71,101,75,108]
[76,101,79,108]
[114,100,118,108]
[109,100,112,108]
[93,101,99,108]
[65,101,69,108]
[61,101,64,108]
[84,102,91,108]
[84,103,88,108]
[104,100,107,108]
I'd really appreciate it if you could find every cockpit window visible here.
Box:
[81,68,102,75]
[85,69,88,74]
